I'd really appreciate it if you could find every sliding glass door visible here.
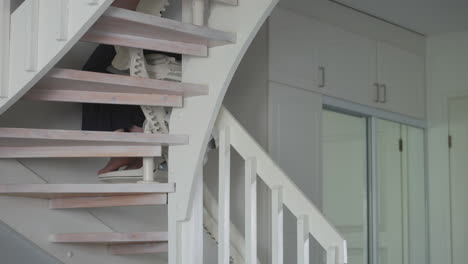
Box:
[322,110,368,264]
[322,111,427,264]
[375,119,427,264]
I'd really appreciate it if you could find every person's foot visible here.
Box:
[98,157,141,175]
[97,126,145,175]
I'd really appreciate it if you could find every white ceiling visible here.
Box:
[279,0,468,36]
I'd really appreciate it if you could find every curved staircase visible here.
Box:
[0,0,347,264]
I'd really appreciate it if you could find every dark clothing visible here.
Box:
[81,45,181,132]
[81,45,146,132]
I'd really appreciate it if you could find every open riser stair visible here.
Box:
[0,0,348,263]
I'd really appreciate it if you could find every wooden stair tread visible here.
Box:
[32,69,209,97]
[0,184,175,199]
[83,7,236,55]
[49,232,168,244]
[214,0,238,5]
[109,242,168,255]
[0,128,188,147]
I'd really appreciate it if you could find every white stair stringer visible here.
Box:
[0,0,115,115]
[0,159,168,264]
[168,0,279,228]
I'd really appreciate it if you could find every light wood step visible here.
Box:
[23,68,209,107]
[109,242,168,255]
[0,128,188,158]
[49,232,168,245]
[82,7,236,56]
[50,194,168,209]
[214,0,238,6]
[0,184,174,199]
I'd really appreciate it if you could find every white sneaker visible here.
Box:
[146,54,182,82]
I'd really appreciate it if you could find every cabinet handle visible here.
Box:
[374,83,380,102]
[380,84,387,103]
[319,66,325,88]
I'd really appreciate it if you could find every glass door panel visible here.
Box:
[322,110,368,264]
[376,119,426,264]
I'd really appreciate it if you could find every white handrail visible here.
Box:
[215,106,348,264]
[0,0,10,97]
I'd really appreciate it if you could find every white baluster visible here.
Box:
[57,0,69,41]
[297,215,310,264]
[25,0,40,72]
[141,157,155,182]
[245,158,257,264]
[219,127,231,264]
[272,186,284,264]
[192,0,205,26]
[0,0,10,97]
[327,246,338,264]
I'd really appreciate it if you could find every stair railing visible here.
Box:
[213,106,348,264]
[0,0,10,97]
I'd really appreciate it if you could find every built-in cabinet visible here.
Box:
[269,8,426,119]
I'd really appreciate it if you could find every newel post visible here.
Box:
[0,0,11,97]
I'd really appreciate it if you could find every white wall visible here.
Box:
[426,31,468,264]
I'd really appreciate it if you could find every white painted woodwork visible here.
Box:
[218,127,231,264]
[0,184,175,199]
[203,182,259,264]
[192,0,205,26]
[88,0,99,5]
[269,8,320,92]
[109,242,169,255]
[327,247,337,264]
[167,0,277,232]
[0,146,161,158]
[269,82,323,207]
[49,194,168,209]
[24,88,184,107]
[0,0,10,98]
[0,127,188,146]
[376,42,426,119]
[56,0,69,41]
[83,7,235,55]
[142,157,155,182]
[24,0,39,72]
[215,107,347,263]
[269,7,426,120]
[0,0,114,115]
[245,158,257,264]
[316,21,378,106]
[271,186,284,264]
[50,232,168,244]
[297,215,310,264]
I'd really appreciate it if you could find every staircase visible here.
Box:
[0,1,347,264]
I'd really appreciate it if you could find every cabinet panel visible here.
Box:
[269,81,323,264]
[317,22,378,106]
[269,8,320,92]
[377,42,425,119]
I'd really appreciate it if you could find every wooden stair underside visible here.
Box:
[82,7,236,56]
[49,232,168,245]
[24,68,209,107]
[0,128,188,158]
[0,184,175,199]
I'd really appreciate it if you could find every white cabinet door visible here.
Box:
[317,22,378,106]
[269,8,320,92]
[377,42,426,119]
[269,81,323,264]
